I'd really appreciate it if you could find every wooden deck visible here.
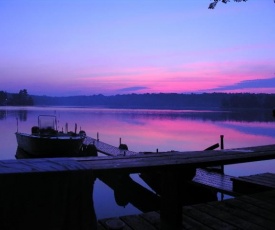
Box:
[98,189,275,230]
[2,144,275,229]
[84,136,137,156]
[85,136,240,197]
[76,144,275,174]
[232,172,275,194]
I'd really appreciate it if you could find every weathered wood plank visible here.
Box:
[182,205,238,230]
[121,215,157,230]
[223,199,275,223]
[140,212,161,230]
[191,168,236,195]
[209,199,274,229]
[248,190,275,204]
[236,195,275,213]
[97,223,107,230]
[76,144,275,174]
[180,213,214,230]
[232,173,275,194]
[233,173,275,188]
[0,158,88,174]
[84,137,137,156]
[97,190,275,230]
[99,217,132,230]
[194,203,263,230]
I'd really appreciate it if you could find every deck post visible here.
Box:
[160,170,182,230]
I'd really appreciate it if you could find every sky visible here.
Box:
[1,0,275,96]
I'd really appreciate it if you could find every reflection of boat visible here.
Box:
[15,115,94,158]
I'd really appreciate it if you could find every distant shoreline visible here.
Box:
[30,93,275,110]
[2,92,275,109]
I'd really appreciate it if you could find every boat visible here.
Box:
[15,115,94,158]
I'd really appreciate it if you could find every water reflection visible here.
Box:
[1,106,275,160]
[0,107,29,121]
[0,110,6,120]
[1,107,275,122]
[1,106,275,219]
[17,109,28,121]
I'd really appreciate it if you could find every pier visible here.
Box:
[98,189,275,230]
[1,140,275,229]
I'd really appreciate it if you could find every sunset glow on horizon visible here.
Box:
[1,0,275,96]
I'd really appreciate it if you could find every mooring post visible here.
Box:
[220,135,224,174]
[220,135,224,150]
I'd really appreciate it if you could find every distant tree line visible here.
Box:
[0,89,33,106]
[221,93,275,108]
[2,90,275,109]
[32,92,275,110]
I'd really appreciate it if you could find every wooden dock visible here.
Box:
[97,188,275,230]
[84,136,137,156]
[99,172,275,229]
[232,172,275,194]
[76,144,275,174]
[1,143,275,229]
[86,136,240,197]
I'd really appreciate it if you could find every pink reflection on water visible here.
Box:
[1,107,275,165]
[71,109,275,153]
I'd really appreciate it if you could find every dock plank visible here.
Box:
[235,173,275,187]
[236,195,275,213]
[97,190,275,230]
[76,144,275,174]
[248,190,275,204]
[232,173,275,194]
[0,158,88,174]
[182,205,238,230]
[191,168,237,196]
[210,199,274,229]
[194,203,262,230]
[96,223,106,230]
[139,212,161,230]
[180,213,214,230]
[223,199,275,223]
[121,215,157,230]
[99,217,132,230]
[84,137,137,156]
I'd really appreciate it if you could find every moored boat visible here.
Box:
[15,115,89,157]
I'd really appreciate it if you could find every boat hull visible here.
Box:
[15,132,85,157]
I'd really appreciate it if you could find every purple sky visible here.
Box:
[1,0,275,96]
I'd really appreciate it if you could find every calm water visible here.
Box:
[1,106,275,218]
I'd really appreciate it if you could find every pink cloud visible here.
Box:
[2,56,274,96]
[66,58,275,95]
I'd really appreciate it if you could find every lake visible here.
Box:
[1,106,275,219]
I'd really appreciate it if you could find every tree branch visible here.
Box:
[209,0,249,9]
